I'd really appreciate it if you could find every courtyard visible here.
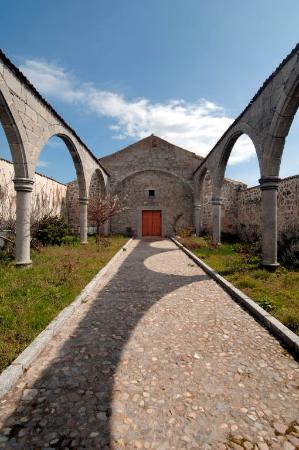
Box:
[0,240,298,449]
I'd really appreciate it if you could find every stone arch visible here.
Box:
[212,125,262,196]
[35,127,87,199]
[266,75,299,177]
[0,76,29,178]
[88,168,107,198]
[193,167,208,203]
[113,168,193,194]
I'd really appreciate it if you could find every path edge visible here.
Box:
[0,238,133,399]
[171,237,299,360]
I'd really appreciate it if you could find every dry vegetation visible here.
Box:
[0,235,127,372]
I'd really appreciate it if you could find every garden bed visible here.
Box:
[0,235,128,372]
[178,236,299,336]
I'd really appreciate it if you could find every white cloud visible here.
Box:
[36,159,49,168]
[21,59,256,165]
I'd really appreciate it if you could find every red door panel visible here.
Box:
[142,210,161,236]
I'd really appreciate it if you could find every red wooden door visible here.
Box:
[142,210,161,236]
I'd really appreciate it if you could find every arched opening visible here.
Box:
[216,132,261,242]
[0,90,28,176]
[87,169,107,235]
[274,100,299,248]
[34,134,86,239]
[0,122,15,231]
[0,89,29,261]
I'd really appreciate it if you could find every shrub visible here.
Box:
[33,215,69,246]
[278,226,299,270]
[257,298,275,312]
[178,226,195,238]
[61,235,80,246]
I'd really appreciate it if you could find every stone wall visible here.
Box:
[100,135,200,237]
[237,175,299,237]
[200,174,246,234]
[65,135,299,239]
[0,158,67,223]
[199,174,299,238]
[111,170,193,236]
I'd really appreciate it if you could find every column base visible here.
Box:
[262,262,280,271]
[80,241,88,245]
[15,260,32,268]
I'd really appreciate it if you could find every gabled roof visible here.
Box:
[100,134,203,161]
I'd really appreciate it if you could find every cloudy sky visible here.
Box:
[1,0,299,185]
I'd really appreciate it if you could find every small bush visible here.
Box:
[33,215,69,246]
[278,226,299,270]
[257,298,275,312]
[178,226,195,238]
[125,227,135,238]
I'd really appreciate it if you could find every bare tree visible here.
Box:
[0,179,16,247]
[88,194,125,242]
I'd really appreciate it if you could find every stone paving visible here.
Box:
[0,239,299,450]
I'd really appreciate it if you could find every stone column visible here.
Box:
[103,220,110,236]
[211,197,222,245]
[79,197,88,244]
[13,177,34,267]
[259,177,280,269]
[194,204,201,236]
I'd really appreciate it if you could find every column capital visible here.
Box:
[259,176,280,191]
[211,197,222,205]
[13,178,34,192]
[194,204,201,210]
[79,197,89,205]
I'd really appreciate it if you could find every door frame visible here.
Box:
[142,210,162,237]
[137,206,164,237]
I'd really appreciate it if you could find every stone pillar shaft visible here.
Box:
[211,197,222,245]
[194,204,201,236]
[13,178,34,267]
[259,177,280,269]
[79,197,88,244]
[103,220,110,236]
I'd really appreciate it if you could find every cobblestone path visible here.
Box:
[0,239,299,450]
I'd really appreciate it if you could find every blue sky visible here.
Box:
[0,0,298,185]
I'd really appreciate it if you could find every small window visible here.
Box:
[148,189,155,197]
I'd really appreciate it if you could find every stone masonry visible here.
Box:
[0,158,67,221]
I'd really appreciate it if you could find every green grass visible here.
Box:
[179,236,299,335]
[0,235,127,372]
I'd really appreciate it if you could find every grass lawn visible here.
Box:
[178,236,299,336]
[0,235,128,372]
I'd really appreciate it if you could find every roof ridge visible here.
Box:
[100,134,204,160]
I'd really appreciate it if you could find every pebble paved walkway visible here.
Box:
[0,239,298,450]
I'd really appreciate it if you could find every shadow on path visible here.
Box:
[0,239,209,449]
